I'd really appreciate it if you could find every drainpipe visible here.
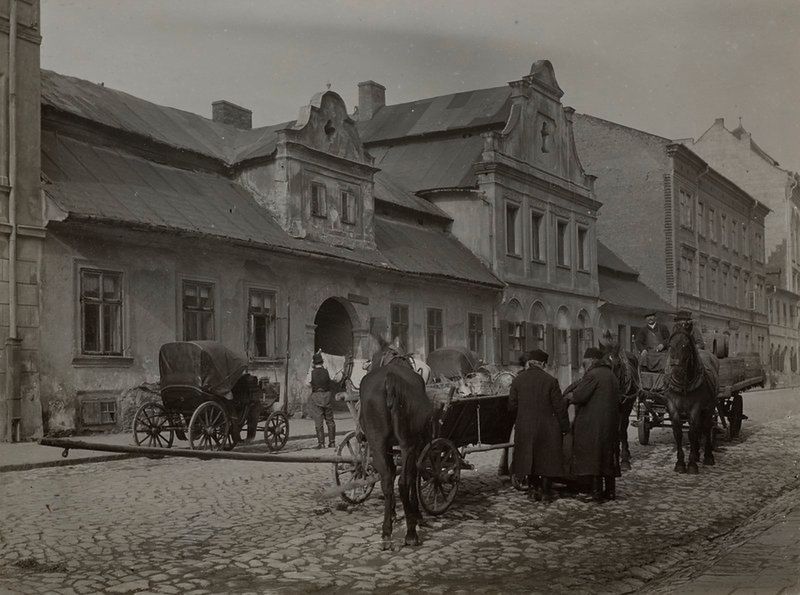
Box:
[5,0,21,442]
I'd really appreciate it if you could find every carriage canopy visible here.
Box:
[427,347,481,380]
[158,341,247,397]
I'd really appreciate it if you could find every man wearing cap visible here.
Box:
[634,312,671,373]
[508,349,570,503]
[565,347,621,502]
[308,351,337,449]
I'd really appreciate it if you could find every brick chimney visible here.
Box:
[356,81,386,121]
[212,100,252,129]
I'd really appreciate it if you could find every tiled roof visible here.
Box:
[358,86,511,144]
[42,131,501,288]
[597,241,638,276]
[373,171,451,219]
[598,271,673,314]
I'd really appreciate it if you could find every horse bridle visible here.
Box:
[665,328,703,394]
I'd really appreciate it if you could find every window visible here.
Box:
[80,269,123,355]
[680,253,695,294]
[468,313,484,357]
[721,214,728,248]
[722,270,728,304]
[506,203,520,255]
[709,266,717,301]
[755,232,763,262]
[390,304,409,351]
[743,224,749,257]
[183,280,215,341]
[698,202,705,236]
[679,190,693,229]
[311,183,326,217]
[557,220,570,266]
[340,190,355,225]
[732,220,738,253]
[577,226,589,271]
[709,208,716,241]
[426,308,443,353]
[531,211,544,261]
[507,321,526,355]
[732,273,739,307]
[248,289,276,358]
[699,261,706,299]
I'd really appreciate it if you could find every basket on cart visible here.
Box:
[132,341,289,452]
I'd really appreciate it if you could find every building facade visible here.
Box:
[0,0,44,441]
[356,62,601,386]
[689,119,800,385]
[573,115,770,361]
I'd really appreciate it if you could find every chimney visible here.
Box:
[357,80,386,121]
[714,117,724,127]
[212,100,252,129]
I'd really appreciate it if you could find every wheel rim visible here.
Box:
[333,431,375,504]
[188,402,229,450]
[417,438,460,515]
[133,402,174,448]
[264,412,289,451]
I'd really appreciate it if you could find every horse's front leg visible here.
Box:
[668,401,686,473]
[686,405,701,474]
[398,445,422,547]
[619,400,633,471]
[703,407,716,466]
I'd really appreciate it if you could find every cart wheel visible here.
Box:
[417,438,461,515]
[333,430,376,504]
[511,474,532,492]
[638,419,650,446]
[188,401,230,451]
[263,411,289,452]
[132,402,174,449]
[728,393,744,439]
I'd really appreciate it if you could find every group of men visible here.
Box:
[507,310,704,503]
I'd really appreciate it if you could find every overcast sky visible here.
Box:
[41,0,800,171]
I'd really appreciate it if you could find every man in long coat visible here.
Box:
[634,312,671,372]
[566,347,621,502]
[508,349,570,502]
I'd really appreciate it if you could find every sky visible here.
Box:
[41,0,800,171]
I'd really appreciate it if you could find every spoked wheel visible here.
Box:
[511,474,532,492]
[333,430,376,504]
[188,401,230,451]
[263,411,289,452]
[132,402,175,449]
[728,393,744,439]
[417,438,461,515]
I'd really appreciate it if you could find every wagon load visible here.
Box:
[425,347,515,406]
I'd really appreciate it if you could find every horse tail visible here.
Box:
[384,368,433,443]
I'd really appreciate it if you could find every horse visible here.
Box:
[360,339,434,550]
[599,330,641,471]
[664,323,719,474]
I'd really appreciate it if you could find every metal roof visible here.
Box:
[42,131,501,288]
[358,86,511,144]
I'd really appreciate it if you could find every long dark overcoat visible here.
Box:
[569,361,621,477]
[508,366,570,478]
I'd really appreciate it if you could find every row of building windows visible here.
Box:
[500,319,593,368]
[505,203,589,270]
[390,303,485,356]
[768,297,799,329]
[679,190,764,262]
[310,183,357,224]
[678,252,765,312]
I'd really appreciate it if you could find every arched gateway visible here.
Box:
[314,297,355,356]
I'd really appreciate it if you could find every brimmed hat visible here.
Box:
[583,347,604,359]
[674,310,694,322]
[312,352,323,365]
[528,349,549,364]
[644,311,657,318]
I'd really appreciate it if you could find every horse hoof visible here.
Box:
[381,539,392,551]
[404,533,421,547]
[674,462,686,473]
[621,460,632,471]
[703,456,715,466]
[687,463,699,475]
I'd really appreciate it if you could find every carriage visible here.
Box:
[132,341,290,452]
[633,352,766,445]
[332,347,518,515]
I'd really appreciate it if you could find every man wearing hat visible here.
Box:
[634,312,671,372]
[673,310,706,350]
[565,347,621,502]
[308,351,337,449]
[508,349,570,503]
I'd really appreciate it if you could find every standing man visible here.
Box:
[565,347,620,502]
[508,349,570,503]
[308,351,337,449]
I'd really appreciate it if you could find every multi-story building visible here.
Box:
[689,119,800,384]
[0,0,44,441]
[356,61,601,386]
[573,114,770,361]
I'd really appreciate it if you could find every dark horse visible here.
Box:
[599,330,641,471]
[664,323,719,474]
[360,340,433,550]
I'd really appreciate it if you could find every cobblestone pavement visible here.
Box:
[0,397,799,594]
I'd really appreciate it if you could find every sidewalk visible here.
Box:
[0,411,356,473]
[678,496,800,594]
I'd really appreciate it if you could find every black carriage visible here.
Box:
[332,347,518,515]
[132,341,289,452]
[634,352,765,445]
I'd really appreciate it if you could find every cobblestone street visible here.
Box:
[1,390,799,594]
